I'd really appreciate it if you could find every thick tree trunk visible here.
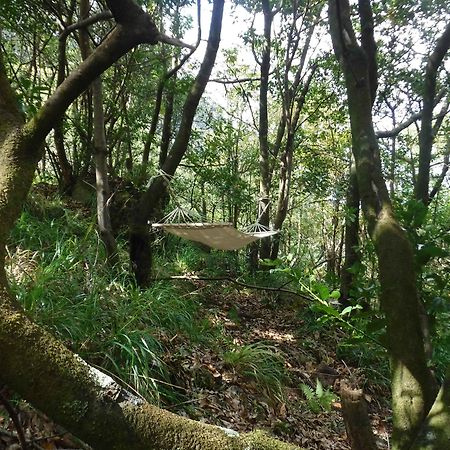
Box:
[129,0,224,287]
[328,2,438,449]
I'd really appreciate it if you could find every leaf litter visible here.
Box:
[0,279,391,449]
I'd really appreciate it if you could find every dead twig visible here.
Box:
[0,387,28,450]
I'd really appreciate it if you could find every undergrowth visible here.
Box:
[223,342,287,400]
[7,190,217,405]
[6,186,399,413]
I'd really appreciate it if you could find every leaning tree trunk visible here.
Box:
[129,0,224,287]
[328,1,438,449]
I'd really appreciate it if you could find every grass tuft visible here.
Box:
[223,342,287,400]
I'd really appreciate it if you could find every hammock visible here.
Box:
[150,174,278,251]
[152,222,278,251]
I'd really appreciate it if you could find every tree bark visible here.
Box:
[129,0,224,287]
[340,165,360,308]
[415,22,450,205]
[328,1,438,449]
[79,0,118,267]
[410,367,450,450]
[340,381,377,450]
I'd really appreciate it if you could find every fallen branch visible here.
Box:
[152,275,315,302]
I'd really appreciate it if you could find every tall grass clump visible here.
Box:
[7,191,214,404]
[223,342,287,400]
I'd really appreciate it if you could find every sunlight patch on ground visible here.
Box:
[253,328,295,342]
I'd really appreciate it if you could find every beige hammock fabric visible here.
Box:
[152,222,278,251]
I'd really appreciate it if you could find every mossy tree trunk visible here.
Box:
[328,1,441,449]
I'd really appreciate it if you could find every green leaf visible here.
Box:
[340,306,353,316]
[417,244,448,266]
[311,301,340,318]
[315,282,330,301]
[315,379,324,397]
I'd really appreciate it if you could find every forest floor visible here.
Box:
[168,280,391,449]
[0,279,390,450]
[1,184,391,449]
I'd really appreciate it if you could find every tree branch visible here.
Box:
[210,77,260,84]
[25,10,160,150]
[0,388,28,450]
[59,10,113,41]
[158,34,196,50]
[152,275,315,302]
[416,21,450,204]
[376,101,448,139]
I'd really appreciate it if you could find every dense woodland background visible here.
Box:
[0,0,449,449]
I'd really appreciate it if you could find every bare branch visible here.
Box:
[59,11,113,41]
[376,103,448,138]
[158,34,196,50]
[210,77,260,84]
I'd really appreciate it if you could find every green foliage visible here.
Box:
[8,195,215,404]
[300,379,336,414]
[223,343,287,400]
[394,196,450,379]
